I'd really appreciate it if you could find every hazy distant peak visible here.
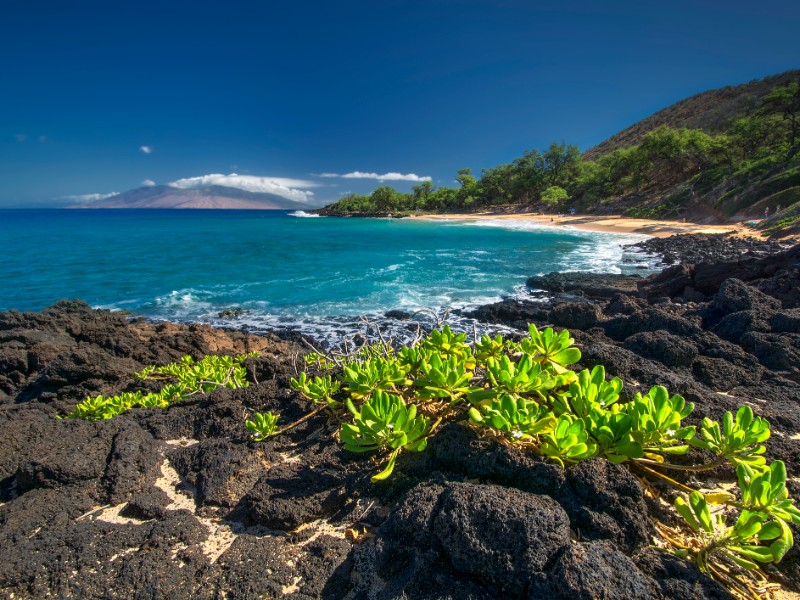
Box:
[74,183,317,210]
[168,173,317,202]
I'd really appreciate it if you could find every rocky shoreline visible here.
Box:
[1,234,799,599]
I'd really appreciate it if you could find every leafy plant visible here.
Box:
[473,334,507,364]
[736,461,800,526]
[468,394,555,442]
[339,391,431,482]
[146,353,255,393]
[674,491,792,572]
[476,353,565,402]
[587,410,643,464]
[627,386,695,459]
[689,406,771,467]
[421,325,475,367]
[397,345,432,376]
[291,372,341,406]
[304,351,335,371]
[246,411,280,441]
[540,415,597,466]
[413,353,474,402]
[342,357,409,400]
[519,324,581,372]
[65,353,257,420]
[555,365,623,418]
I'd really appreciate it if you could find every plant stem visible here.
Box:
[633,456,727,472]
[274,404,329,436]
[632,462,697,494]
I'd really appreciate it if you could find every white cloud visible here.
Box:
[38,135,47,143]
[60,192,119,203]
[139,145,153,154]
[15,133,27,142]
[168,173,318,203]
[142,179,156,187]
[319,171,432,182]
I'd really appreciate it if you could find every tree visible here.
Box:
[479,164,515,206]
[370,186,401,212]
[411,181,434,211]
[512,149,545,201]
[541,143,581,188]
[455,168,479,207]
[541,185,569,204]
[762,82,800,151]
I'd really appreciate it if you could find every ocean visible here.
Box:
[0,209,656,345]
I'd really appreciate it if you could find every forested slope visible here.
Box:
[318,70,800,235]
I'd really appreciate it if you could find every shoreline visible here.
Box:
[414,212,763,238]
[1,239,799,598]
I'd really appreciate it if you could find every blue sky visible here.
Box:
[1,0,799,207]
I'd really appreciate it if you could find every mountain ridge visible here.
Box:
[73,184,314,210]
[584,69,800,160]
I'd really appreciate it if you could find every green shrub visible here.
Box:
[64,352,257,420]
[283,324,797,595]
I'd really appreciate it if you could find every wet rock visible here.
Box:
[627,233,785,267]
[427,423,566,498]
[604,293,649,316]
[579,340,696,395]
[434,484,570,595]
[711,310,771,344]
[13,418,120,495]
[739,331,800,372]
[692,356,754,391]
[385,309,412,320]
[218,307,244,319]
[463,300,550,331]
[215,533,352,600]
[770,309,800,333]
[526,272,641,298]
[238,452,348,530]
[102,419,163,504]
[0,511,209,599]
[122,487,173,520]
[638,263,694,301]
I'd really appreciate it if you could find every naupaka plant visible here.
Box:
[64,352,257,421]
[281,322,793,598]
[339,390,433,482]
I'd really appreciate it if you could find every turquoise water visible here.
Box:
[0,210,654,342]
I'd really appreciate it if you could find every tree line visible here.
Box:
[322,82,799,216]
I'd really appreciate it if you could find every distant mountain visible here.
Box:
[73,185,314,210]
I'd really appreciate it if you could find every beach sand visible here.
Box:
[416,212,763,238]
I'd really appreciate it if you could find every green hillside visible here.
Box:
[318,70,800,236]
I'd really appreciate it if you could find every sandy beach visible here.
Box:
[417,212,763,238]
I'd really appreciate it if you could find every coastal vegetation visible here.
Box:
[63,352,257,420]
[60,323,800,598]
[243,324,796,597]
[319,72,800,235]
